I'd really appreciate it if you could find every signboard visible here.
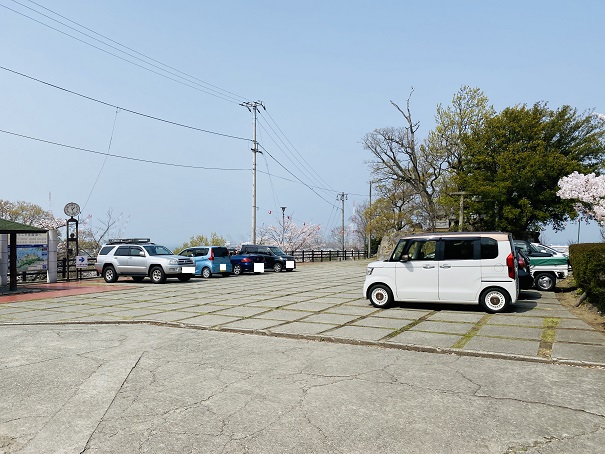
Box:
[76,256,88,269]
[12,233,48,273]
[435,220,450,230]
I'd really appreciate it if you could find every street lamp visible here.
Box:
[281,207,287,246]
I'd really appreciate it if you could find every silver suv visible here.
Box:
[95,238,195,284]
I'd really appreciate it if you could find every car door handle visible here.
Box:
[440,264,451,269]
[423,265,435,269]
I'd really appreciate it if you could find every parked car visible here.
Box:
[95,238,195,284]
[363,232,519,313]
[229,253,265,275]
[178,246,232,278]
[238,244,296,272]
[513,239,569,291]
[516,248,534,290]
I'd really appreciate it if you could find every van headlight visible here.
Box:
[366,267,374,275]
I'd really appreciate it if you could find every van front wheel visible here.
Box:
[369,284,394,308]
[479,288,510,313]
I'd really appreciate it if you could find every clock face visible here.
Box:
[64,202,81,217]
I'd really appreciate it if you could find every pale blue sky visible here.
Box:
[1,0,603,248]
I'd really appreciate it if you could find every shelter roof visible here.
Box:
[0,218,47,234]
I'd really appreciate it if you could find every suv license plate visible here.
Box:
[182,267,195,274]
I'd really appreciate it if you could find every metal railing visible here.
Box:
[285,250,368,262]
[10,258,99,283]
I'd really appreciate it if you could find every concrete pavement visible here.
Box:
[1,261,605,453]
[1,261,604,366]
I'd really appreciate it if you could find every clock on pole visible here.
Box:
[64,202,80,218]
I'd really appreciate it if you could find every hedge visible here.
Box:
[569,242,605,311]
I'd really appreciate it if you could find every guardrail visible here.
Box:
[12,258,99,283]
[286,250,368,262]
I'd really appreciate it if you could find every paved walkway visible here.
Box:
[1,260,604,366]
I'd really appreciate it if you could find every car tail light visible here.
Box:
[241,257,252,263]
[209,250,214,260]
[506,253,516,279]
[517,256,526,268]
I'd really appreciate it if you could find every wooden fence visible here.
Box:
[285,250,368,262]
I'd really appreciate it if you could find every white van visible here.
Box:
[363,232,519,313]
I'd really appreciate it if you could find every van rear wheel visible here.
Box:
[479,287,510,313]
[369,284,393,308]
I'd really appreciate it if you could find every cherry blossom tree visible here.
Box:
[257,216,322,251]
[557,171,605,224]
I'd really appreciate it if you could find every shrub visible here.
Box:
[569,243,605,311]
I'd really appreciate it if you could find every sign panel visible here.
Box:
[76,256,88,269]
[12,233,48,272]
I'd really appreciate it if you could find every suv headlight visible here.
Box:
[366,267,374,275]
[168,259,178,265]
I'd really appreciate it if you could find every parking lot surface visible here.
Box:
[1,260,605,453]
[1,261,604,366]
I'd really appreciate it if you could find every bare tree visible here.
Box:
[363,90,447,230]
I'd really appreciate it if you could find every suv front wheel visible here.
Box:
[102,266,118,283]
[150,266,166,284]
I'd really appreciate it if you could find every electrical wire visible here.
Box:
[257,120,335,198]
[259,108,336,193]
[10,0,249,103]
[82,107,119,212]
[1,2,243,103]
[0,128,249,171]
[0,65,249,141]
[257,143,338,209]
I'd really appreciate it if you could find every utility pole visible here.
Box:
[281,206,287,247]
[450,191,468,231]
[240,100,265,244]
[337,192,348,253]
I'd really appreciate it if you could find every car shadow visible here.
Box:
[387,294,540,314]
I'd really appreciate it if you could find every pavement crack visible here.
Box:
[80,351,145,453]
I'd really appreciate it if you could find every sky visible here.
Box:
[1,0,604,250]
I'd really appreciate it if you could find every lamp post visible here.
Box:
[281,207,287,246]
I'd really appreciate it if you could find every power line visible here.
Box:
[0,65,249,141]
[18,0,249,103]
[1,2,245,103]
[258,143,338,209]
[259,108,336,193]
[0,128,249,171]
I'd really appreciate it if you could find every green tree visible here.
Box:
[458,103,605,237]
[427,86,495,227]
[173,233,227,253]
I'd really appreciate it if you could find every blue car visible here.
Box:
[178,246,233,278]
[230,253,265,275]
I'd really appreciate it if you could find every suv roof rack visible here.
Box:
[107,238,152,245]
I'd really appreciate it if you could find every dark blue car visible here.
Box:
[230,253,265,275]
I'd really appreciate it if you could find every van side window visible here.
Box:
[407,240,436,261]
[480,237,499,259]
[443,239,476,260]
